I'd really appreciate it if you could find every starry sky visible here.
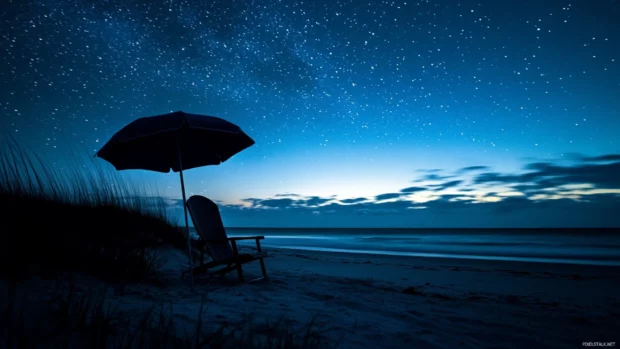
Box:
[1,0,620,227]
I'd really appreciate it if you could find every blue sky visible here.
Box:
[1,0,619,227]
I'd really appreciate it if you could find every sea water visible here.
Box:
[220,228,620,266]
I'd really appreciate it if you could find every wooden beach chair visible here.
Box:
[182,195,268,282]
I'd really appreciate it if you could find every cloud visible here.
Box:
[305,196,332,206]
[238,195,334,209]
[581,154,620,163]
[474,160,620,190]
[256,198,297,208]
[430,180,463,191]
[340,197,368,204]
[420,173,454,181]
[400,186,428,193]
[411,170,454,182]
[473,172,519,185]
[375,193,405,201]
[458,165,490,173]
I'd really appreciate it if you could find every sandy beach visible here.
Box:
[33,245,613,349]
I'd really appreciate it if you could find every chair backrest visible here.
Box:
[186,195,235,261]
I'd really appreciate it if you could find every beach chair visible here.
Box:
[182,195,268,282]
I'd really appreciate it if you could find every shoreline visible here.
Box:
[232,243,620,268]
[228,229,620,268]
[259,246,620,280]
[268,245,620,266]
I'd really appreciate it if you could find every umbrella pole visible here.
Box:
[177,136,195,289]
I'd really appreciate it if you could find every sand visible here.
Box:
[103,244,619,349]
[17,245,620,348]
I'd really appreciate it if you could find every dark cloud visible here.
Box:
[459,165,490,173]
[430,180,463,191]
[423,174,454,181]
[544,162,620,188]
[400,186,428,193]
[522,162,554,171]
[474,159,620,190]
[375,193,404,201]
[581,154,620,163]
[304,196,333,206]
[473,172,520,185]
[340,197,368,204]
[238,195,333,209]
[256,198,296,208]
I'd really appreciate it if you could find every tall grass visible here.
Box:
[0,133,187,281]
[0,280,342,349]
[0,133,171,217]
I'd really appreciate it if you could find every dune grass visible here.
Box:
[0,133,187,281]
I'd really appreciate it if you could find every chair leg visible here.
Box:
[255,238,268,280]
[259,258,267,279]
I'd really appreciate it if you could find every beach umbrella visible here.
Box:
[95,111,255,287]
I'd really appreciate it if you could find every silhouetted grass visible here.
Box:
[0,281,343,349]
[0,134,187,282]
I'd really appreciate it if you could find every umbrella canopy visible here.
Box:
[96,111,255,172]
[96,111,255,287]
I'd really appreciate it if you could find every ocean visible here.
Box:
[216,228,620,266]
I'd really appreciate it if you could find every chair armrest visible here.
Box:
[227,236,265,241]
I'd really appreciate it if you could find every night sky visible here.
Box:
[2,0,620,227]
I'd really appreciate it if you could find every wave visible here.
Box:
[275,246,620,267]
[228,229,620,266]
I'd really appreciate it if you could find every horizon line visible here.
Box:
[221,227,620,230]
